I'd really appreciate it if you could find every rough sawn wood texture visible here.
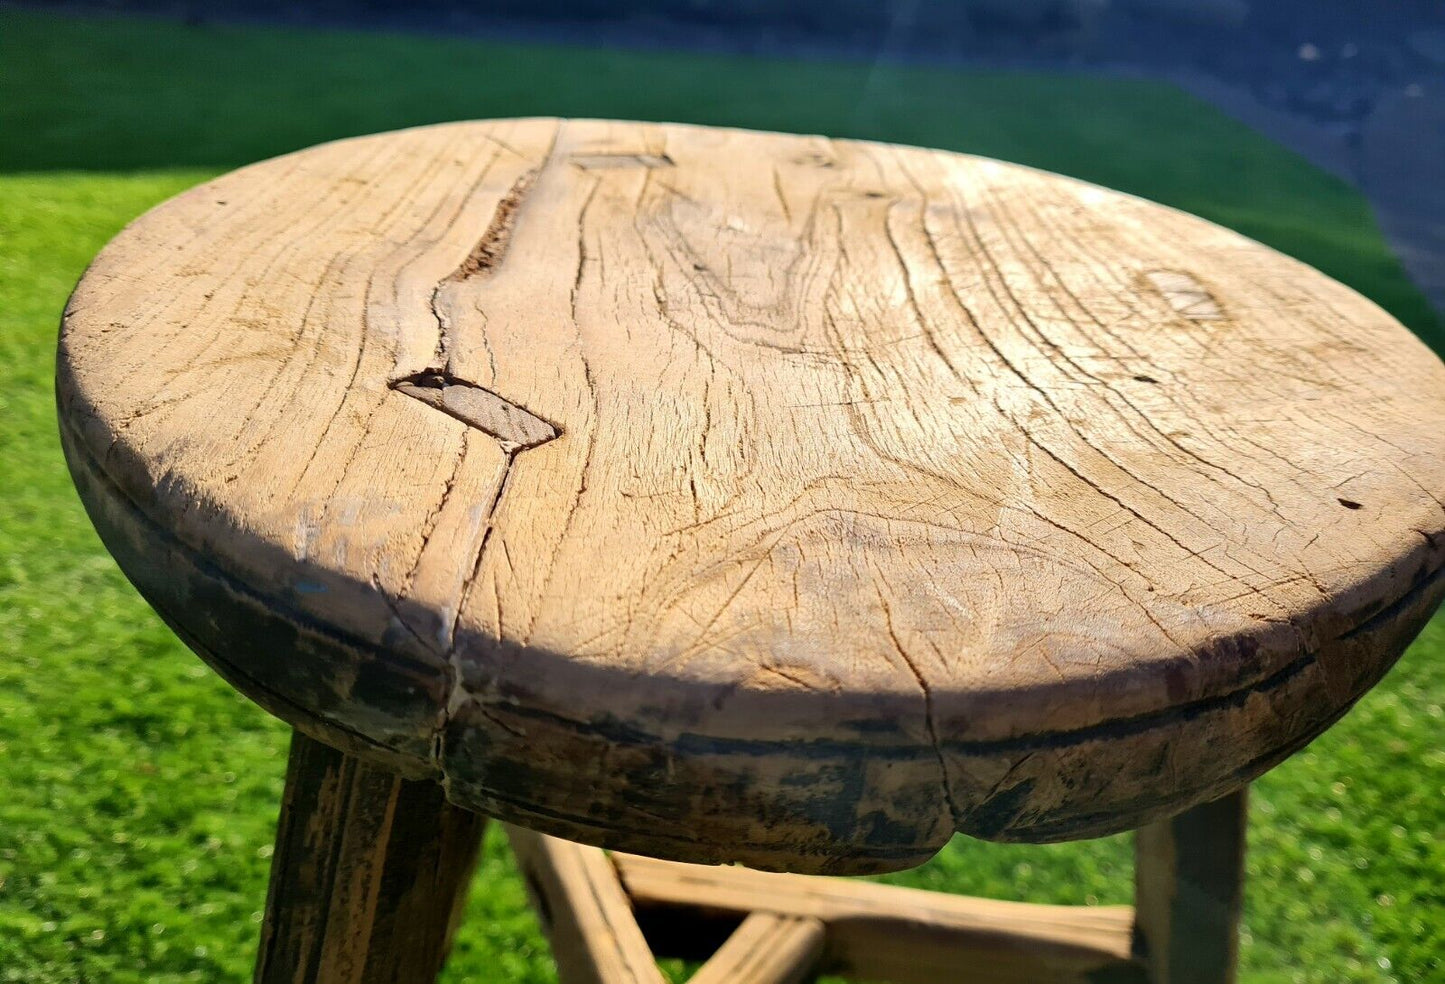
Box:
[57,118,1445,874]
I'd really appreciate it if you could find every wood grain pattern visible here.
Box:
[683,912,824,984]
[58,118,1445,872]
[612,845,1142,984]
[1134,789,1247,984]
[256,731,484,984]
[506,825,667,984]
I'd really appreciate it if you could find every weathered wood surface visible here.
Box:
[684,912,825,984]
[59,118,1445,872]
[1134,789,1248,984]
[255,731,484,984]
[613,846,1141,984]
[506,825,667,984]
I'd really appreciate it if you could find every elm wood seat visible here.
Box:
[56,119,1445,983]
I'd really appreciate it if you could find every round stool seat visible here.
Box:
[58,118,1445,874]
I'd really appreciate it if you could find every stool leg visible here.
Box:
[1133,788,1248,984]
[255,730,486,984]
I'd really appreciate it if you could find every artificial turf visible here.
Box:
[0,8,1441,983]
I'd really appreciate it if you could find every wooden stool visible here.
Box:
[57,119,1445,984]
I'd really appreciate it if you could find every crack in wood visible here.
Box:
[1144,270,1225,321]
[445,169,540,283]
[397,164,560,451]
[392,371,560,453]
[393,140,567,778]
[423,168,540,372]
[570,153,674,170]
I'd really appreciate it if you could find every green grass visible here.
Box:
[0,8,1441,984]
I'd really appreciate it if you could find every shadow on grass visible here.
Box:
[3,7,1440,349]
